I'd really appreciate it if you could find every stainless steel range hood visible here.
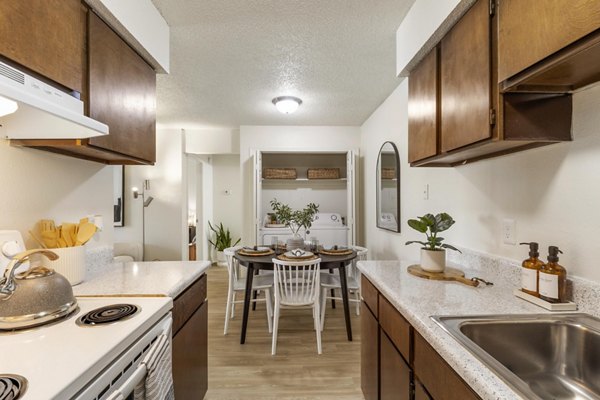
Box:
[0,61,108,139]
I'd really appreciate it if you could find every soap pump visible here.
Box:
[539,246,567,303]
[519,242,543,297]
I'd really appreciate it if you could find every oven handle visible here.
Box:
[110,362,148,398]
[108,332,170,399]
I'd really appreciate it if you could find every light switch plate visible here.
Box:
[502,219,516,245]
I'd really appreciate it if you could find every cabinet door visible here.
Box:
[414,332,480,400]
[0,0,86,93]
[361,302,379,400]
[408,48,438,163]
[414,380,432,400]
[87,12,156,163]
[440,0,492,153]
[498,0,600,83]
[173,301,208,400]
[380,332,411,400]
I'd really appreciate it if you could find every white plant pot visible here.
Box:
[216,251,227,267]
[420,249,446,272]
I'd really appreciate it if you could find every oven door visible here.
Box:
[74,313,172,400]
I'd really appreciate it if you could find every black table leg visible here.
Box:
[339,262,352,341]
[241,263,254,344]
[252,268,259,310]
[329,268,336,309]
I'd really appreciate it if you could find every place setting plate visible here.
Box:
[238,246,275,256]
[318,246,353,256]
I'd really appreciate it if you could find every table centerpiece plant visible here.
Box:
[208,221,241,266]
[405,213,461,272]
[269,198,319,249]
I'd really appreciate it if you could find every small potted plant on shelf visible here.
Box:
[405,213,461,272]
[270,198,319,249]
[208,221,241,266]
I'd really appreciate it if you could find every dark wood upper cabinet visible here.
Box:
[440,0,492,153]
[408,48,438,163]
[499,0,600,90]
[87,12,156,164]
[0,0,86,93]
[407,0,572,167]
[9,8,157,165]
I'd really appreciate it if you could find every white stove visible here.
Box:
[0,296,172,400]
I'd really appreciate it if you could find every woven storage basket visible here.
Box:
[307,168,340,179]
[381,168,396,179]
[263,168,297,179]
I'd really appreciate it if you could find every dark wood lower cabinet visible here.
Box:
[361,276,481,400]
[413,332,479,400]
[380,332,411,400]
[414,380,432,400]
[361,301,379,400]
[172,274,208,399]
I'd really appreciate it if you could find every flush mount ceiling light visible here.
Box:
[0,95,18,117]
[272,96,302,114]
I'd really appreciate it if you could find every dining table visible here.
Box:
[234,248,357,344]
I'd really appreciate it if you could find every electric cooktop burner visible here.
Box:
[76,304,141,327]
[0,375,27,400]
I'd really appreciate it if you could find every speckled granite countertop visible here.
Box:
[358,260,546,400]
[73,260,211,298]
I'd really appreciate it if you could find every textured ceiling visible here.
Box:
[151,0,415,129]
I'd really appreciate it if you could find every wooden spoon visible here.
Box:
[76,222,97,246]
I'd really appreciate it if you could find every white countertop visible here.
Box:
[357,260,545,400]
[73,260,211,298]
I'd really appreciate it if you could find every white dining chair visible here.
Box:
[223,246,273,335]
[319,246,368,329]
[271,257,323,355]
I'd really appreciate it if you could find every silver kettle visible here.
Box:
[0,249,78,330]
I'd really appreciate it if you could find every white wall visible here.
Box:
[240,125,361,244]
[185,129,240,155]
[0,140,113,248]
[114,129,187,261]
[211,155,243,246]
[361,80,600,283]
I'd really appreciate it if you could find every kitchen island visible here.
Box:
[75,260,212,399]
[357,260,545,400]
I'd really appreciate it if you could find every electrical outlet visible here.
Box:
[423,184,429,200]
[224,189,232,196]
[502,219,516,245]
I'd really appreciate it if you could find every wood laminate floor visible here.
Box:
[205,265,364,400]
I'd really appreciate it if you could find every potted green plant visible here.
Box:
[270,199,319,249]
[208,221,241,265]
[405,213,461,272]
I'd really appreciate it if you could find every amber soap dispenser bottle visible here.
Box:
[539,246,567,303]
[520,242,543,297]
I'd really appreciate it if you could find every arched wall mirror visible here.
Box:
[376,141,400,232]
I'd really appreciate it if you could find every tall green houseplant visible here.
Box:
[208,221,240,252]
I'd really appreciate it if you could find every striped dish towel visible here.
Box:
[134,334,175,400]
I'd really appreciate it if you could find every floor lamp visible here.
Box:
[132,180,154,261]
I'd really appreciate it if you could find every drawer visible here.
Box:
[414,332,480,400]
[173,274,207,336]
[361,275,379,317]
[379,295,411,362]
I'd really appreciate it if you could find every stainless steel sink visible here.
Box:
[433,314,600,400]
